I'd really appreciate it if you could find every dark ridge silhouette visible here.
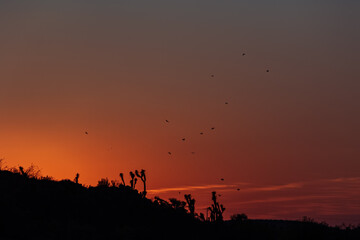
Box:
[0,169,359,240]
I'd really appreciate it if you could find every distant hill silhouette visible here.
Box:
[0,169,359,240]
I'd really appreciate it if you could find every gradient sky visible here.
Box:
[1,0,360,225]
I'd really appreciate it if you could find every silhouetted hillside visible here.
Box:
[0,170,359,240]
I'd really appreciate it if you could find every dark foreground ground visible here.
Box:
[0,170,359,240]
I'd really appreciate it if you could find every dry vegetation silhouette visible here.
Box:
[0,160,359,240]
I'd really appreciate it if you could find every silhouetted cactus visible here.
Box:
[135,169,147,197]
[184,194,196,216]
[119,173,125,185]
[129,171,137,189]
[207,191,225,222]
[74,173,80,184]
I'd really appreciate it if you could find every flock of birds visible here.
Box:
[83,55,271,195]
[163,63,270,158]
[165,121,216,156]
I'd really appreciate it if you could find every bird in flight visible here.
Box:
[200,132,204,135]
[266,69,270,72]
[211,127,215,130]
[85,131,88,135]
[182,138,186,141]
[237,188,240,191]
[225,102,228,105]
[168,152,172,155]
[211,74,214,77]
[165,120,169,123]
[191,152,195,154]
[242,53,246,56]
[220,178,224,181]
[219,194,222,197]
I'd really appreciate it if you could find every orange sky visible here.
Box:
[0,1,359,225]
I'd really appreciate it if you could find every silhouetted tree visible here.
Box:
[74,173,80,184]
[184,194,196,216]
[207,191,225,222]
[135,169,147,197]
[129,171,137,189]
[119,173,125,185]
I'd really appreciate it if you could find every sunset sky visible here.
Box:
[1,1,359,225]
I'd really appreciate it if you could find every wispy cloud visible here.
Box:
[240,183,303,192]
[148,184,239,194]
[148,181,304,194]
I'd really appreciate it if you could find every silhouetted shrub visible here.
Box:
[18,164,41,179]
[154,196,171,208]
[169,198,186,210]
[302,216,315,223]
[111,179,120,187]
[40,175,54,181]
[97,178,110,187]
[230,213,248,222]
